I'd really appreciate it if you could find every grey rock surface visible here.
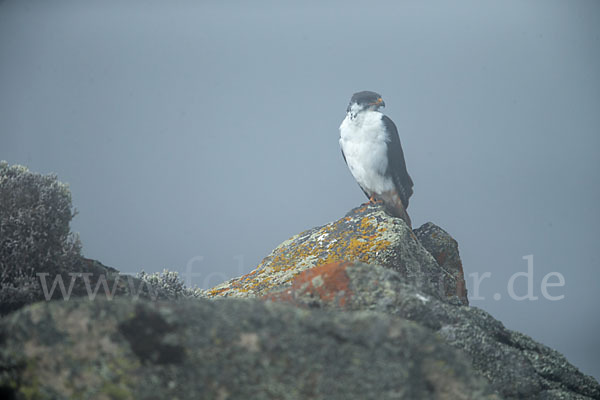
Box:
[208,203,465,305]
[265,262,600,400]
[0,298,499,400]
[2,162,597,399]
[414,222,468,305]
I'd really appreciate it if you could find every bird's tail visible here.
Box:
[379,190,412,228]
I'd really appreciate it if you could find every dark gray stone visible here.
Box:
[414,222,468,305]
[0,298,498,400]
[265,262,600,400]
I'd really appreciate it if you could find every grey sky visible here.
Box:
[1,0,599,380]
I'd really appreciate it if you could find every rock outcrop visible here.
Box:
[0,297,498,400]
[265,262,600,400]
[1,163,598,399]
[204,204,599,399]
[208,204,468,306]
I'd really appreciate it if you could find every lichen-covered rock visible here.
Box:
[4,164,595,400]
[208,203,464,304]
[265,262,600,400]
[0,298,499,400]
[414,222,468,305]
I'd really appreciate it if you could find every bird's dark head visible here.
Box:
[347,91,385,114]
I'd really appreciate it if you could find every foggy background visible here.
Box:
[1,0,599,380]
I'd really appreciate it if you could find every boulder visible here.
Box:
[208,204,467,305]
[0,297,499,400]
[414,222,468,304]
[264,262,600,400]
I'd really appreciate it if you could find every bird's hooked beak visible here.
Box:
[370,97,385,108]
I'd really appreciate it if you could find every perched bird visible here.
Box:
[339,91,413,226]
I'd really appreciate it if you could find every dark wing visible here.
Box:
[382,115,413,208]
[341,147,371,200]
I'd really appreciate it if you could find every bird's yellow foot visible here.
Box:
[361,196,376,206]
[362,196,383,206]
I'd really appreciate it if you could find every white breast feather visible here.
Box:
[339,110,395,195]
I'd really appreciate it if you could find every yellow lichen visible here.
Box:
[209,210,401,297]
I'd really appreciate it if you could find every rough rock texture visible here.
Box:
[414,222,468,304]
[209,204,467,305]
[0,298,499,400]
[265,262,600,400]
[0,256,167,316]
[2,164,597,399]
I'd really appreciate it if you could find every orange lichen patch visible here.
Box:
[455,261,465,278]
[209,209,395,298]
[456,276,467,301]
[436,251,448,266]
[452,260,468,303]
[318,218,391,266]
[207,287,228,297]
[359,217,371,230]
[264,261,353,307]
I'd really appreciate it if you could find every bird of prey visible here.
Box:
[339,91,413,226]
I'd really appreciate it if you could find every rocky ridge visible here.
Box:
[208,204,468,306]
[1,163,598,399]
